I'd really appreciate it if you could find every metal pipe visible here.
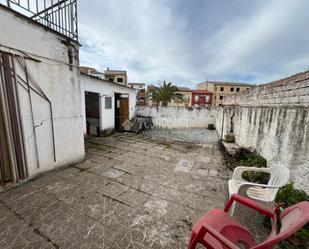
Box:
[24,65,40,169]
[221,107,225,140]
[11,55,28,178]
[17,58,57,162]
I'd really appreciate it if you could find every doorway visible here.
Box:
[85,91,100,136]
[115,93,129,130]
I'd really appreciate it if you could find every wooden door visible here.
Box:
[119,98,129,129]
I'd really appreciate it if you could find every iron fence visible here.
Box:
[1,0,78,40]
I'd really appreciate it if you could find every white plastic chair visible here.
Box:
[228,166,290,215]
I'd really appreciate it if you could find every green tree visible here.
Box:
[151,81,183,106]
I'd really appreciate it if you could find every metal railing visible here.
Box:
[1,0,78,40]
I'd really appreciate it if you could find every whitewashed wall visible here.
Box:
[80,74,137,133]
[136,106,217,128]
[216,106,309,192]
[0,6,85,177]
[216,71,309,192]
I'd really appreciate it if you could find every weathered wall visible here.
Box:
[0,6,85,177]
[137,106,217,128]
[80,74,137,133]
[222,71,309,106]
[217,71,309,191]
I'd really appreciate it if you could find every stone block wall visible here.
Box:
[222,71,309,106]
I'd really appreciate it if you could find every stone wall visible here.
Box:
[136,106,217,128]
[222,71,309,106]
[217,71,309,192]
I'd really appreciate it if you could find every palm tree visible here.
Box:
[151,81,183,106]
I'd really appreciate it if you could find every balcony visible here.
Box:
[1,0,78,40]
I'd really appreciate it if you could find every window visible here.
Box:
[219,96,223,100]
[236,88,240,92]
[184,93,189,100]
[117,78,123,83]
[205,95,210,102]
[105,97,112,109]
[220,87,224,91]
[246,88,250,90]
[108,78,113,82]
[195,95,199,102]
[230,87,234,92]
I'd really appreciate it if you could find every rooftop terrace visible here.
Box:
[0,132,269,248]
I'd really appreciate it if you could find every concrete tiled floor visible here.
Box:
[0,132,267,249]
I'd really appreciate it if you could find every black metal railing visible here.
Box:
[1,0,78,40]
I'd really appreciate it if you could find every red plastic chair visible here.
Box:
[188,194,309,249]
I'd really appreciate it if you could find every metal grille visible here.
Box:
[1,0,78,40]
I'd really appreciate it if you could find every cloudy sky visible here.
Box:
[78,0,309,87]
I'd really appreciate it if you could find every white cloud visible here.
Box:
[202,0,309,82]
[78,0,309,86]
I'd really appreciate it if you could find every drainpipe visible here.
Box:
[99,94,104,135]
[221,107,225,140]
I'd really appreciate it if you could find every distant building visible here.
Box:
[128,83,145,90]
[197,81,254,106]
[170,87,192,107]
[80,66,105,79]
[191,90,213,107]
[104,67,128,85]
[128,83,146,106]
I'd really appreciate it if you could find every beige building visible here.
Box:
[169,87,192,107]
[197,81,254,106]
[80,66,105,79]
[104,67,128,85]
[128,83,146,106]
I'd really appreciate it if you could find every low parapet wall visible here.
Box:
[222,70,309,107]
[136,106,217,128]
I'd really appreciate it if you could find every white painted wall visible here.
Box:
[136,106,217,128]
[0,6,85,178]
[216,106,309,192]
[80,74,137,133]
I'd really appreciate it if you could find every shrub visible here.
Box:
[242,171,270,184]
[225,147,267,171]
[236,150,269,184]
[264,182,309,248]
[239,153,267,167]
[275,182,308,207]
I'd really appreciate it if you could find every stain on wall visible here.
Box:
[217,71,309,191]
[216,107,309,192]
